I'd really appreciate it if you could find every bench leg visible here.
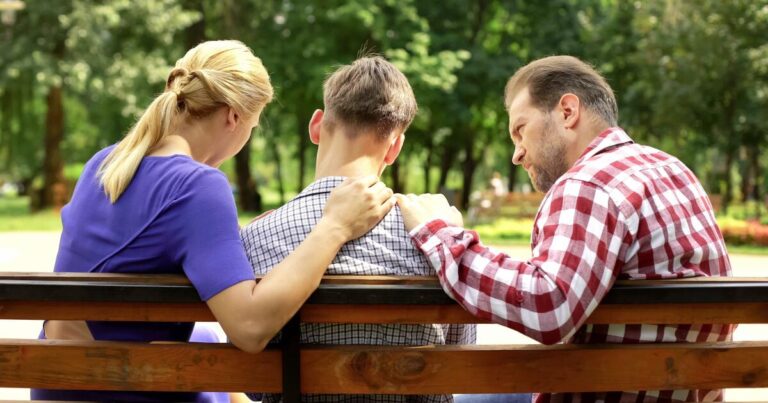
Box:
[282,314,301,403]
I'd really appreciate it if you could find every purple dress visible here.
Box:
[32,146,255,402]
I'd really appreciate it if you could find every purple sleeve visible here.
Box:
[170,170,255,301]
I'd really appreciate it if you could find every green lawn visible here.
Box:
[0,196,274,231]
[0,196,62,231]
[2,195,766,256]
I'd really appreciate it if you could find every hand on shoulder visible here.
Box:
[395,193,464,232]
[321,176,395,241]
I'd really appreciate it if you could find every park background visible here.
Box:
[0,0,767,401]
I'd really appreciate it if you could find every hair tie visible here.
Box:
[166,67,190,91]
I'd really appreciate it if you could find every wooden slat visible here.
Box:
[5,274,768,306]
[300,304,483,324]
[0,301,216,322]
[2,272,764,285]
[0,273,436,285]
[4,300,768,325]
[300,342,768,393]
[586,302,768,324]
[5,340,767,394]
[614,277,768,284]
[303,302,768,324]
[0,272,195,284]
[0,339,281,392]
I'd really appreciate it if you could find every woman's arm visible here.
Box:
[207,176,394,352]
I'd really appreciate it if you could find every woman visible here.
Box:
[32,40,394,402]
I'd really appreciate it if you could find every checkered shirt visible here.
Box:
[410,128,733,403]
[241,176,475,403]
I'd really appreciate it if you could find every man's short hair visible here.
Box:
[323,56,417,140]
[504,55,618,126]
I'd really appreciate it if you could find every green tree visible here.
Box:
[0,0,198,208]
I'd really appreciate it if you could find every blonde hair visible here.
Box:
[98,40,273,203]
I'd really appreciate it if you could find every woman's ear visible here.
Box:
[225,107,240,132]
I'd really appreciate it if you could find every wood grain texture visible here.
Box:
[0,339,280,392]
[3,301,768,324]
[4,340,768,394]
[300,342,768,393]
[2,272,764,285]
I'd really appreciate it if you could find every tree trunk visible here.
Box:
[423,137,434,193]
[234,138,261,212]
[508,157,517,193]
[437,144,456,192]
[460,140,478,210]
[0,87,10,172]
[740,146,751,203]
[750,147,761,201]
[749,146,762,220]
[183,0,206,48]
[269,137,285,204]
[296,111,311,192]
[41,85,66,210]
[741,146,759,202]
[722,148,735,214]
[220,0,262,212]
[390,160,403,193]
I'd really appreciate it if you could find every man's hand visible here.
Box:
[395,193,464,232]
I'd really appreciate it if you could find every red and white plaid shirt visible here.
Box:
[411,128,733,403]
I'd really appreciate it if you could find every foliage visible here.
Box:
[0,0,767,215]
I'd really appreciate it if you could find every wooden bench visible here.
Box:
[2,273,768,401]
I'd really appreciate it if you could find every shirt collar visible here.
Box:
[573,127,634,166]
[293,176,347,201]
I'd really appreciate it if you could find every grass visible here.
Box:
[0,195,285,232]
[0,196,62,231]
[474,217,768,256]
[473,217,534,244]
[2,195,767,256]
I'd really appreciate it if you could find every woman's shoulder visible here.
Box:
[79,145,231,205]
[143,155,229,192]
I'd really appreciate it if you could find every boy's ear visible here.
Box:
[308,109,324,145]
[383,132,405,165]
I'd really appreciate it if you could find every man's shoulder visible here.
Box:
[566,141,678,189]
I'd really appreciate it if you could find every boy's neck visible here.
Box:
[314,130,388,180]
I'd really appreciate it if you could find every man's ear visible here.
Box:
[558,93,580,130]
[383,132,405,165]
[308,109,324,145]
[225,107,240,132]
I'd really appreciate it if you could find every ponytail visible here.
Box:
[97,40,272,203]
[98,91,179,203]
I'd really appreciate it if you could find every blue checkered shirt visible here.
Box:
[241,176,476,403]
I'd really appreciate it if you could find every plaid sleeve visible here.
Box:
[411,179,631,344]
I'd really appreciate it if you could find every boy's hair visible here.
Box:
[323,56,417,140]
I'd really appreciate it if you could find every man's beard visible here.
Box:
[528,116,569,193]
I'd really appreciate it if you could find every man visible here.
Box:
[241,56,475,403]
[397,55,732,402]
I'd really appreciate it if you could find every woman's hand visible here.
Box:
[395,193,464,232]
[321,176,395,241]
